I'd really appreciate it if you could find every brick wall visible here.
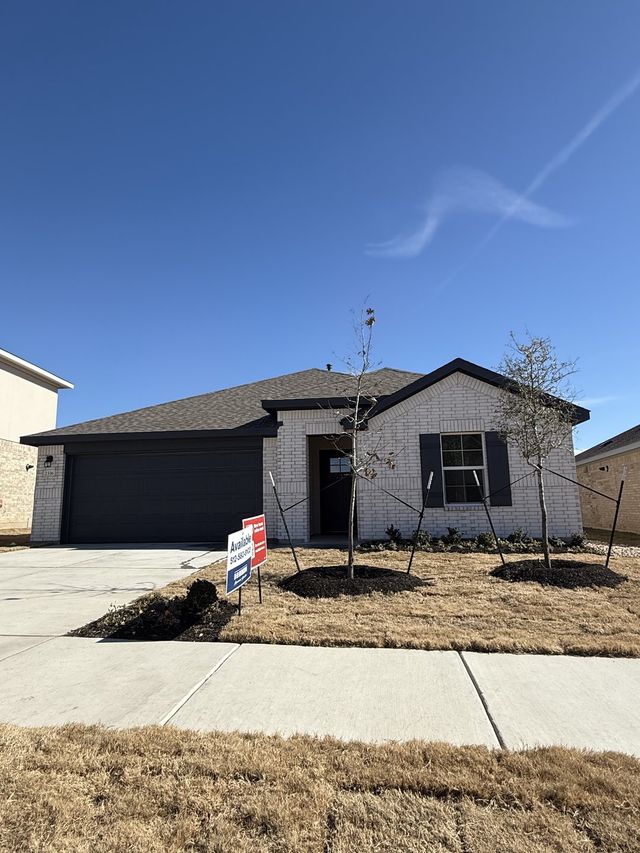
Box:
[577,447,639,534]
[270,372,583,541]
[270,407,349,540]
[30,445,66,543]
[262,436,278,540]
[0,438,38,529]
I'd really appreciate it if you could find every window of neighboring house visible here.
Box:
[329,456,350,474]
[441,433,485,504]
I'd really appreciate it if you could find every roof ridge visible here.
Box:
[33,366,385,435]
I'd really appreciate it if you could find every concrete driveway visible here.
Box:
[0,545,224,638]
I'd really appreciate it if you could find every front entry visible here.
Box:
[318,449,354,535]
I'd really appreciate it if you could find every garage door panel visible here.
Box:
[63,443,262,544]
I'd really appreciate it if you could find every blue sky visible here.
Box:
[2,1,639,452]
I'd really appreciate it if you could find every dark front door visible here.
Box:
[318,450,353,535]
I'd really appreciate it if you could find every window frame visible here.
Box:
[440,432,487,506]
[329,455,351,475]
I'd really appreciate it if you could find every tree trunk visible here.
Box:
[536,461,551,569]
[347,471,357,579]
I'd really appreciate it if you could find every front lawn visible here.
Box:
[1,723,638,852]
[74,548,640,657]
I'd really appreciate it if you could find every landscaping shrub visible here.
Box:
[506,528,531,544]
[475,532,495,550]
[410,529,432,549]
[385,524,403,544]
[441,527,462,546]
[567,531,587,547]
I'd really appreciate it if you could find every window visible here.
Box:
[441,434,485,503]
[329,456,350,474]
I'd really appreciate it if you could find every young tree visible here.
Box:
[331,307,396,579]
[497,333,577,569]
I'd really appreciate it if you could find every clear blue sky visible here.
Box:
[2,1,639,452]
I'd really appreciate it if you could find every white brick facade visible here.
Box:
[31,372,583,544]
[269,372,582,541]
[30,445,66,543]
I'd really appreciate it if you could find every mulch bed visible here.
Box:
[491,558,628,589]
[70,579,236,642]
[279,564,431,598]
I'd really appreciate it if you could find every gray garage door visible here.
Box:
[62,439,263,544]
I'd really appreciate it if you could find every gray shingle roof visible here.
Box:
[576,423,640,463]
[25,367,422,441]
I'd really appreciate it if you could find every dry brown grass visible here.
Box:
[1,723,638,852]
[155,548,640,657]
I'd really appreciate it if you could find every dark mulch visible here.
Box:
[490,559,628,590]
[70,579,237,642]
[279,564,431,598]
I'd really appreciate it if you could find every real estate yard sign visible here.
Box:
[242,514,267,568]
[243,513,267,603]
[226,526,254,595]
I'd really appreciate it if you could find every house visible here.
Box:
[0,348,73,531]
[21,358,588,545]
[576,423,640,535]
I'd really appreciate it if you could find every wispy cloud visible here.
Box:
[479,67,640,249]
[577,395,623,408]
[368,67,640,263]
[365,167,570,258]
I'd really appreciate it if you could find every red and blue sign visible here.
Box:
[226,526,254,595]
[243,513,267,569]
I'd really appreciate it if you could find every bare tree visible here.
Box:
[497,333,577,569]
[330,307,397,579]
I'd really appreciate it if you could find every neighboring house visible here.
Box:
[21,358,588,545]
[576,423,640,534]
[0,348,73,530]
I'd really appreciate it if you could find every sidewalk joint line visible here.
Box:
[457,651,506,750]
[159,643,242,726]
[0,635,58,664]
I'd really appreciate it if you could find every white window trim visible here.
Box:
[440,432,487,506]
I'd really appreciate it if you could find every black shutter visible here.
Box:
[485,432,512,506]
[419,434,444,507]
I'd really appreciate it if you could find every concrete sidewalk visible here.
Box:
[1,637,639,756]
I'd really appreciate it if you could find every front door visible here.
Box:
[318,450,354,535]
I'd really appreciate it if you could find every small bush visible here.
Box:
[385,524,402,544]
[183,579,218,620]
[549,536,566,549]
[411,530,432,549]
[442,527,462,546]
[506,528,531,545]
[567,532,587,548]
[475,532,495,550]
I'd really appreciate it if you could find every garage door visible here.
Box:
[62,439,263,544]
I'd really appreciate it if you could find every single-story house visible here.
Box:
[0,348,73,530]
[21,358,589,545]
[576,423,640,535]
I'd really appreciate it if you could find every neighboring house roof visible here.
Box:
[21,358,589,446]
[576,422,640,464]
[22,367,421,444]
[0,347,74,390]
